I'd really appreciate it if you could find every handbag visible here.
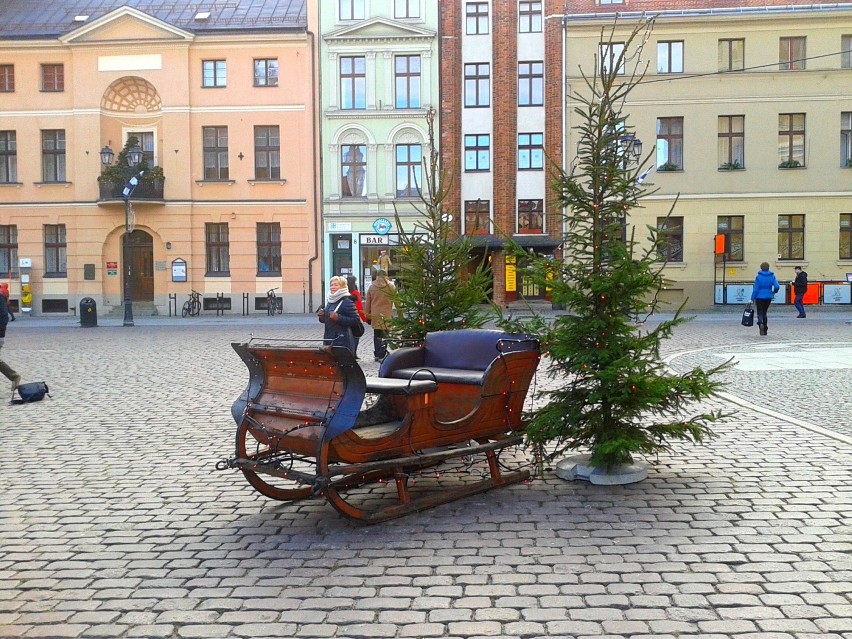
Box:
[11,381,50,404]
[351,318,365,338]
[741,302,754,327]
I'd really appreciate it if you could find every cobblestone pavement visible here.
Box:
[0,310,850,638]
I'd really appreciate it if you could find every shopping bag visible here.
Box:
[741,303,754,327]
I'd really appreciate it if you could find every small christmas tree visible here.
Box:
[504,19,729,471]
[388,108,493,343]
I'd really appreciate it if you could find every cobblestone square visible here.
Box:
[1,311,850,638]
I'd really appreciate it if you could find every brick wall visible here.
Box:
[439,1,462,229]
[565,0,807,10]
[492,0,519,241]
[545,0,566,257]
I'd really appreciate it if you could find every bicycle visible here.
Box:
[266,288,281,316]
[181,289,202,317]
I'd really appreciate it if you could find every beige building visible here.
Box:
[564,3,852,308]
[0,0,320,318]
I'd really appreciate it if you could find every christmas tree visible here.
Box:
[388,108,493,343]
[504,20,729,471]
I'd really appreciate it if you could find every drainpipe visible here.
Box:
[562,15,568,242]
[307,28,321,312]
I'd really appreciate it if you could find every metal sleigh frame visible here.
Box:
[217,335,541,523]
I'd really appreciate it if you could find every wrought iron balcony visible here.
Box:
[98,176,165,201]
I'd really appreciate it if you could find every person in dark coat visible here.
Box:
[0,290,21,390]
[792,266,808,318]
[319,275,361,352]
[751,261,780,336]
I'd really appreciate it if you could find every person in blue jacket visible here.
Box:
[751,261,780,336]
[318,275,361,352]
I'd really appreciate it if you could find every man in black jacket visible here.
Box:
[793,266,808,318]
[0,290,21,390]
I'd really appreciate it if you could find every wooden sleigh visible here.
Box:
[218,330,541,523]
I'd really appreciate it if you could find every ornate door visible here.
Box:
[126,230,154,301]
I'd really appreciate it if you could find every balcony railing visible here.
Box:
[98,176,165,201]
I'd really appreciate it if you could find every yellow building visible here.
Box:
[564,4,852,308]
[0,1,320,317]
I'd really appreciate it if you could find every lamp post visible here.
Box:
[101,144,143,326]
[618,134,643,241]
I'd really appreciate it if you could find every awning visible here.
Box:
[463,234,561,252]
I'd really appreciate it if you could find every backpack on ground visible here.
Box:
[11,381,50,404]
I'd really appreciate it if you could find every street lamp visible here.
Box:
[101,144,143,326]
[619,133,643,167]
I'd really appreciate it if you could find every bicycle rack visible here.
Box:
[242,293,250,316]
[168,293,177,317]
[216,292,225,317]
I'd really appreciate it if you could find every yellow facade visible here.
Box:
[0,6,319,315]
[564,8,852,308]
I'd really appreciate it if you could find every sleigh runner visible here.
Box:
[218,330,541,523]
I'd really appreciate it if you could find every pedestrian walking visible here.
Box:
[792,266,808,318]
[0,283,14,322]
[0,288,21,391]
[318,275,360,352]
[365,268,396,361]
[346,275,368,359]
[751,261,780,336]
[376,249,392,276]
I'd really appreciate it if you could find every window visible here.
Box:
[600,43,625,75]
[464,134,490,171]
[41,130,66,182]
[44,224,66,276]
[202,60,226,87]
[0,131,17,183]
[518,61,543,106]
[341,145,367,197]
[656,117,683,170]
[519,2,542,33]
[842,35,852,69]
[395,55,421,108]
[657,217,684,263]
[340,0,365,20]
[599,0,624,4]
[778,214,804,260]
[128,132,155,167]
[257,223,281,275]
[657,41,683,73]
[254,58,278,87]
[464,200,490,234]
[464,63,490,107]
[518,133,544,170]
[395,144,422,197]
[778,113,805,167]
[840,214,851,259]
[340,56,366,110]
[395,0,419,18]
[719,39,745,71]
[254,126,280,179]
[718,116,745,169]
[518,199,543,234]
[779,37,806,71]
[717,216,744,261]
[466,3,489,35]
[0,65,13,92]
[203,126,229,180]
[41,64,64,92]
[205,223,230,275]
[841,112,852,167]
[0,225,18,278]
